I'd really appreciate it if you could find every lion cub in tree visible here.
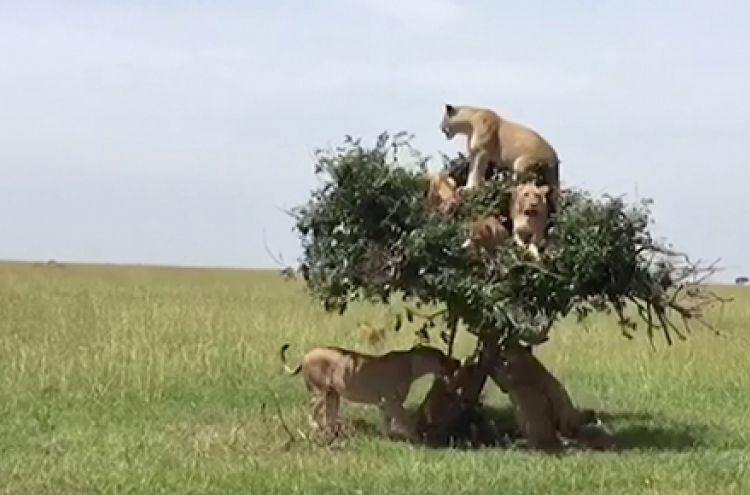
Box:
[439,104,560,207]
[461,215,510,251]
[427,172,460,214]
[280,343,460,442]
[510,183,551,260]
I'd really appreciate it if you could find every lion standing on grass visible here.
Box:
[280,342,460,442]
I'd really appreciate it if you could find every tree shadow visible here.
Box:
[344,406,722,452]
[347,418,383,438]
[611,423,711,451]
[593,410,660,423]
[480,405,717,452]
[345,418,415,445]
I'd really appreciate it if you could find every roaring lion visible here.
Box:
[510,182,551,260]
[439,104,560,208]
[461,214,510,251]
[427,172,459,214]
[280,343,461,441]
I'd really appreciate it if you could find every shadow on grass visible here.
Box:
[347,418,383,438]
[611,424,710,451]
[484,405,726,452]
[346,406,720,452]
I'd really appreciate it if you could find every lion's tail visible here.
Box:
[279,343,302,375]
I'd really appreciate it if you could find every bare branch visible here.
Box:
[262,229,287,268]
[404,306,448,323]
[261,384,302,451]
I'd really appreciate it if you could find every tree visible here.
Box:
[289,131,726,449]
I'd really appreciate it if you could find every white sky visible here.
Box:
[1,0,749,280]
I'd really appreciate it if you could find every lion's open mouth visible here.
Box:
[524,209,539,217]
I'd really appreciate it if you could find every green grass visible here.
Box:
[1,260,749,494]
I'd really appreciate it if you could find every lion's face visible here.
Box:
[469,216,507,243]
[440,104,460,139]
[429,174,459,213]
[514,183,550,217]
[492,343,539,390]
[469,218,493,242]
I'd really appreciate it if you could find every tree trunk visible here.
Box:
[415,337,501,446]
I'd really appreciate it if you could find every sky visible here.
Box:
[1,0,749,280]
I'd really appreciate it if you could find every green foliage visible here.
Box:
[291,131,721,347]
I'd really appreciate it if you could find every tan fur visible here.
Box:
[462,215,510,251]
[509,384,562,451]
[427,172,459,214]
[280,343,460,441]
[439,104,560,207]
[489,349,560,450]
[510,182,551,260]
[499,345,580,437]
[359,323,386,347]
[490,344,581,450]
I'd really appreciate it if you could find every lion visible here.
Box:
[427,172,459,214]
[280,343,461,442]
[359,322,386,347]
[510,182,551,260]
[489,343,582,450]
[439,104,560,208]
[461,215,510,251]
[507,381,563,451]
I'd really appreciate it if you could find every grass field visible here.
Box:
[1,260,749,494]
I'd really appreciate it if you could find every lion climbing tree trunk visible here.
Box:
[416,336,618,451]
[488,341,580,451]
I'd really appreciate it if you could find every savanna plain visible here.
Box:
[1,260,749,495]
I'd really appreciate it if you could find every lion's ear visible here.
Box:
[444,104,457,116]
[538,184,550,196]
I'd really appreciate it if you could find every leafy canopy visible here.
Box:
[290,131,722,348]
